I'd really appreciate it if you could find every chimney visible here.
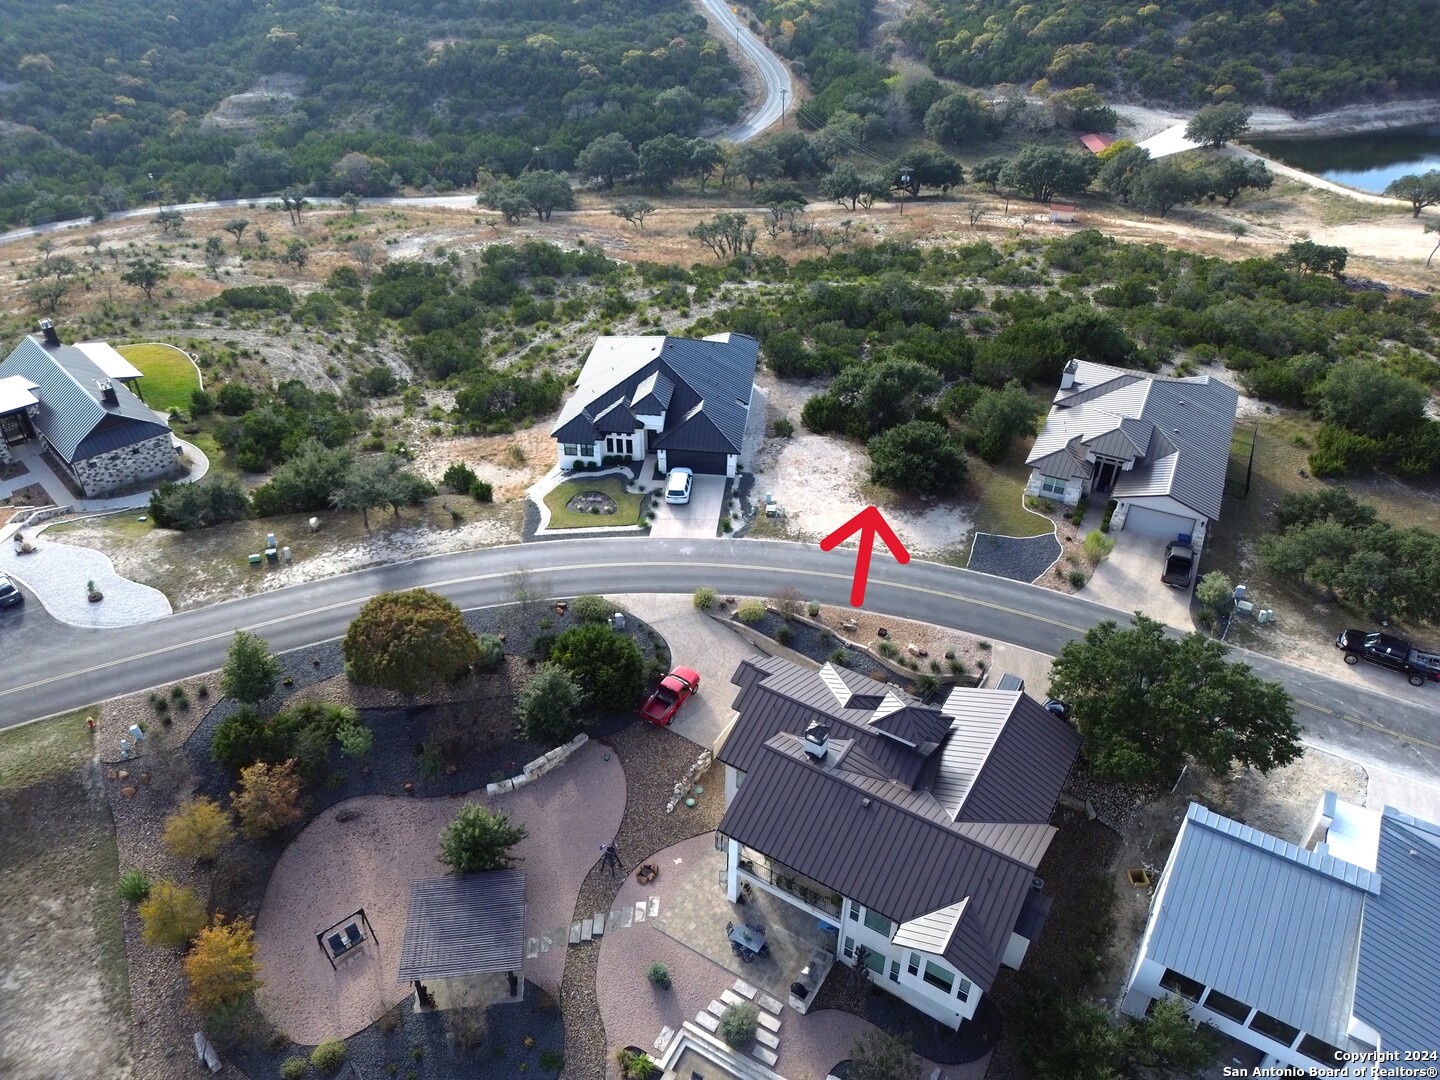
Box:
[96,379,118,407]
[802,721,829,761]
[1059,358,1078,390]
[38,319,61,348]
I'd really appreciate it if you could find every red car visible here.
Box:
[641,666,701,726]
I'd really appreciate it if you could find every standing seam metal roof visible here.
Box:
[0,336,168,461]
[1144,804,1373,1044]
[396,870,526,981]
[1352,809,1440,1053]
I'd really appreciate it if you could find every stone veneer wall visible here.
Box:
[72,431,174,496]
[0,440,10,465]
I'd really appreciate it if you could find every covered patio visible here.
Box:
[398,871,527,1012]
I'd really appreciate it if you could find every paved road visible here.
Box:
[698,0,793,142]
[3,539,1437,783]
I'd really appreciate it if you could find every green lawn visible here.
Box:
[0,706,96,796]
[116,342,200,414]
[968,454,1054,539]
[543,475,646,529]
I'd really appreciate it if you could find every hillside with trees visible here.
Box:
[898,0,1440,112]
[0,0,741,228]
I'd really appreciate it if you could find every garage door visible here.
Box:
[1123,506,1196,540]
[662,450,729,475]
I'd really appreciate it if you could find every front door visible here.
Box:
[0,412,32,445]
[1092,459,1120,493]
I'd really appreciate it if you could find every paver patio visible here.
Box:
[253,739,624,1045]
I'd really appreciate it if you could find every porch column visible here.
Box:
[725,838,741,902]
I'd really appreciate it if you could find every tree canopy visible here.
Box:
[1048,614,1301,787]
[221,630,281,705]
[547,622,645,713]
[341,589,482,694]
[868,421,968,494]
[1185,104,1251,147]
[439,803,527,874]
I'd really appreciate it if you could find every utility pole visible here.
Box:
[898,167,912,215]
[779,88,788,127]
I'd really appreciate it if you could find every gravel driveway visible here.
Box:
[1,530,171,627]
[966,532,1062,584]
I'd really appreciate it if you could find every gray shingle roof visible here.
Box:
[0,335,169,461]
[549,334,757,454]
[1145,804,1376,1044]
[1025,360,1239,521]
[1353,808,1440,1053]
[397,870,526,981]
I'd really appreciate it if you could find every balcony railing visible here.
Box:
[725,840,843,919]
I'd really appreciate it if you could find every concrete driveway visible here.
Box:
[1079,530,1195,629]
[649,474,726,539]
[610,592,761,750]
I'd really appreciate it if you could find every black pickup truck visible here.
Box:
[1335,629,1440,687]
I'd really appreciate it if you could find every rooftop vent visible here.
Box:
[1059,358,1079,390]
[96,379,118,406]
[38,319,60,348]
[860,798,871,808]
[802,721,829,761]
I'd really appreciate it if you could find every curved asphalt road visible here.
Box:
[3,538,1437,780]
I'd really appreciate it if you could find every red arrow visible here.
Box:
[819,506,910,607]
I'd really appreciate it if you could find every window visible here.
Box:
[1201,988,1251,1024]
[847,905,859,923]
[1039,475,1067,497]
[605,434,634,456]
[843,936,855,959]
[562,443,580,456]
[922,960,954,994]
[907,953,920,977]
[578,443,593,456]
[957,977,972,1003]
[1297,1036,1344,1066]
[862,910,892,937]
[1248,1011,1301,1048]
[1159,968,1204,1003]
[861,947,884,975]
[889,960,900,983]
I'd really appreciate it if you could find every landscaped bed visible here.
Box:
[543,475,646,529]
[114,342,200,415]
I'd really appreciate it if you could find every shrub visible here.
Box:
[163,797,236,862]
[517,663,583,744]
[442,461,479,495]
[548,623,645,712]
[615,1049,658,1080]
[1195,570,1234,619]
[570,594,615,623]
[769,585,805,619]
[770,415,794,437]
[539,1049,564,1070]
[877,639,899,659]
[336,723,374,759]
[138,880,208,948]
[735,599,766,624]
[220,630,281,705]
[439,803,528,874]
[719,1003,759,1046]
[471,479,494,502]
[1068,569,1087,587]
[829,648,850,667]
[342,589,482,694]
[184,916,262,1015]
[692,586,717,610]
[474,633,505,672]
[280,1057,308,1079]
[118,869,152,904]
[169,684,190,708]
[310,1040,347,1074]
[806,600,821,617]
[1081,531,1114,565]
[646,962,672,989]
[868,421,968,493]
[231,759,304,838]
[775,625,794,646]
[149,476,251,531]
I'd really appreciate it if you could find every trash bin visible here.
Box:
[611,612,626,632]
[248,553,263,566]
[281,546,291,563]
[266,533,277,549]
[265,548,278,564]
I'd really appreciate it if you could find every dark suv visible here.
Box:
[0,573,22,608]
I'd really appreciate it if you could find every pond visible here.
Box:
[1248,124,1440,193]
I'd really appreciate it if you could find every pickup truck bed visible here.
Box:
[1161,543,1195,589]
[1336,629,1440,686]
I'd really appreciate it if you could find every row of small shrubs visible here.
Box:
[279,1039,346,1078]
[441,461,494,503]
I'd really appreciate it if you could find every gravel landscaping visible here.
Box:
[1,531,173,627]
[965,531,1062,584]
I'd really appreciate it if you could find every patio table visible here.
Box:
[727,923,766,954]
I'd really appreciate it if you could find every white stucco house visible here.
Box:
[0,322,176,497]
[714,656,1082,1030]
[549,333,758,478]
[1024,359,1239,554]
[1122,794,1440,1076]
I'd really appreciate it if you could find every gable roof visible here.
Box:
[0,335,169,461]
[1144,803,1376,1045]
[0,374,39,415]
[1352,808,1440,1053]
[1026,360,1239,521]
[396,870,526,981]
[550,334,757,453]
[717,654,1082,988]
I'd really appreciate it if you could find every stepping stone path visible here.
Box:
[684,978,788,1070]
[529,896,659,958]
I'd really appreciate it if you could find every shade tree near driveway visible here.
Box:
[1048,614,1301,788]
[548,622,646,713]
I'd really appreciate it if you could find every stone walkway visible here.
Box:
[0,526,171,626]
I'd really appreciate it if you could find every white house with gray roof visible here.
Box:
[0,324,175,496]
[1025,359,1239,553]
[550,333,758,477]
[1121,795,1440,1075]
[715,655,1082,1029]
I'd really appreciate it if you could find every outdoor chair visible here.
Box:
[327,933,346,956]
[345,923,362,946]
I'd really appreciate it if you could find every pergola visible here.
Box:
[398,870,527,1010]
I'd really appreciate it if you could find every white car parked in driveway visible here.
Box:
[664,467,694,504]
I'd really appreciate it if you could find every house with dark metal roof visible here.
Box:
[714,655,1082,1030]
[1024,359,1239,554]
[1121,794,1440,1076]
[549,333,758,477]
[0,323,175,497]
